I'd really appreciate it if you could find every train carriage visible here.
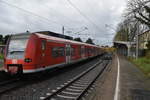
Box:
[4,31,103,74]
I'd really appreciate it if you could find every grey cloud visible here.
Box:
[0,0,126,45]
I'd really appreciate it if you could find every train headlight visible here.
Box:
[24,58,32,63]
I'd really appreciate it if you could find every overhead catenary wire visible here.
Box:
[43,3,93,37]
[66,0,102,31]
[0,0,104,43]
[0,0,95,35]
[0,0,69,28]
[44,4,74,24]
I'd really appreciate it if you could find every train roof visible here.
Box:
[37,31,73,40]
[35,32,99,48]
[10,31,99,48]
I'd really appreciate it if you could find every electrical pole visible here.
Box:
[62,26,65,35]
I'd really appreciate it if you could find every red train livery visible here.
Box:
[4,31,103,74]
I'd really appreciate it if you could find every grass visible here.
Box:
[129,57,150,77]
[0,53,4,68]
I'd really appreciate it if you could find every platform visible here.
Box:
[87,54,150,100]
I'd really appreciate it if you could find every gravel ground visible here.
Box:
[0,60,13,83]
[0,57,102,100]
[51,60,109,100]
[85,55,117,100]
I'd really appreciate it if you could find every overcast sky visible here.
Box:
[0,0,127,45]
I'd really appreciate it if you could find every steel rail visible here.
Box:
[0,78,20,86]
[0,78,24,95]
[76,60,110,100]
[43,59,110,100]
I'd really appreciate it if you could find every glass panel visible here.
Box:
[71,48,75,56]
[59,47,64,56]
[42,40,46,50]
[66,47,70,56]
[52,47,58,57]
[7,37,28,59]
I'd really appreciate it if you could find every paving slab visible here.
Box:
[119,56,150,100]
[87,54,150,100]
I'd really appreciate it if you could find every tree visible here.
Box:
[85,38,94,45]
[114,18,145,42]
[125,0,150,28]
[74,37,82,42]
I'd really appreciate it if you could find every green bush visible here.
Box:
[0,54,4,59]
[145,50,150,59]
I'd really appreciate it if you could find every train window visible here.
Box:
[66,47,70,56]
[81,47,84,54]
[59,47,64,56]
[42,40,46,50]
[88,48,91,54]
[88,48,90,54]
[85,48,88,55]
[71,48,75,56]
[52,47,58,57]
[91,48,93,53]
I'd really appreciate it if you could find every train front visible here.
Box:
[4,33,30,74]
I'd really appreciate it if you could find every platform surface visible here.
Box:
[88,54,150,100]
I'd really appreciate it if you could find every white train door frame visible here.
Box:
[66,44,71,64]
[81,46,85,58]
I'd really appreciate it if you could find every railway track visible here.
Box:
[42,59,110,100]
[0,57,102,97]
[0,78,25,95]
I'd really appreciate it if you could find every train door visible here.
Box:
[81,46,85,58]
[66,44,71,64]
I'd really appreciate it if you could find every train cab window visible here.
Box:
[52,47,58,57]
[59,47,64,56]
[7,34,30,59]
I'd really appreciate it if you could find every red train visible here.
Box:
[4,31,103,74]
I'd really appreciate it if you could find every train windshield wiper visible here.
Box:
[9,50,24,54]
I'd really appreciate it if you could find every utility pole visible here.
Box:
[62,26,65,35]
[128,25,131,57]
